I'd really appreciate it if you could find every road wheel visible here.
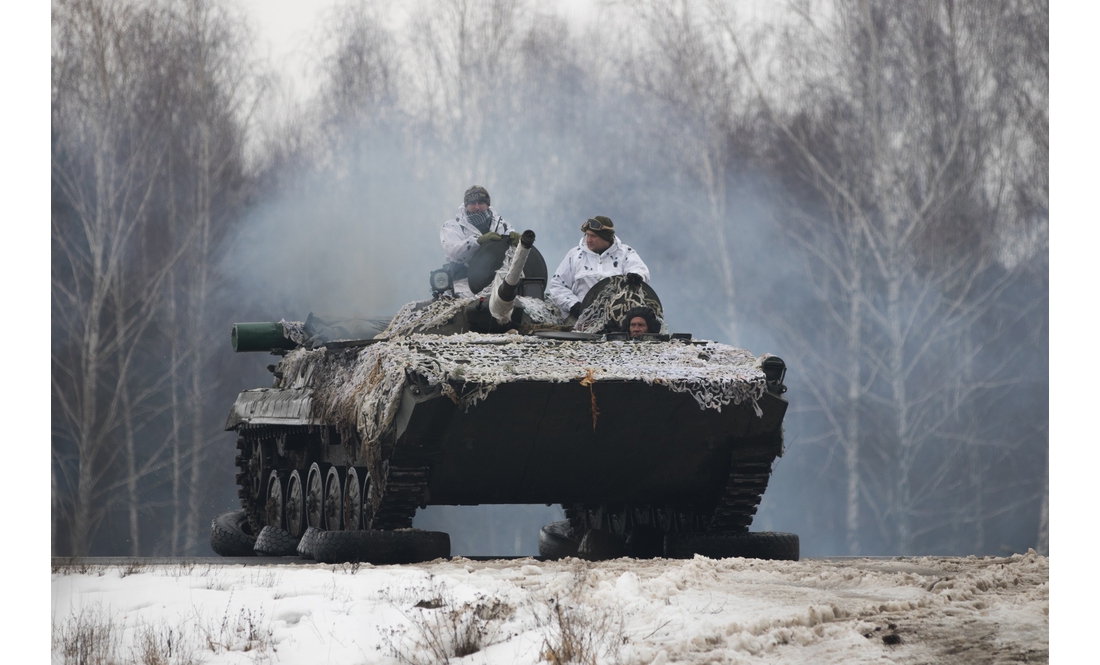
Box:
[312,529,450,564]
[323,466,344,531]
[254,525,299,556]
[210,510,256,557]
[285,470,306,538]
[265,470,286,530]
[538,520,579,560]
[305,463,325,528]
[664,531,799,561]
[344,467,364,530]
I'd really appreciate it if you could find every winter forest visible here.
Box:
[50,0,1048,559]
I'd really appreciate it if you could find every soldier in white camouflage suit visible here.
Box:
[439,185,520,297]
[548,216,650,320]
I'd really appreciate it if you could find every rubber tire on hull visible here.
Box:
[210,510,256,557]
[623,524,664,559]
[664,531,800,561]
[578,529,625,561]
[254,525,299,556]
[538,520,579,560]
[297,526,323,560]
[312,529,451,565]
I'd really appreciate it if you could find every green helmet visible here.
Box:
[464,185,491,206]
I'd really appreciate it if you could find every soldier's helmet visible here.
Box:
[464,185,491,206]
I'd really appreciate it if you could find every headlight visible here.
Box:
[761,356,787,394]
[429,269,453,293]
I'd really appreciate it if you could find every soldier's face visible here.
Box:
[584,230,611,252]
[629,317,649,338]
[465,201,488,214]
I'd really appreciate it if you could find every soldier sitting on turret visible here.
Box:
[439,185,521,297]
[547,216,650,320]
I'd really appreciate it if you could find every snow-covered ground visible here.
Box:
[52,551,1046,664]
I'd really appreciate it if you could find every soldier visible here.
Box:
[439,185,520,296]
[547,216,650,319]
[621,306,660,338]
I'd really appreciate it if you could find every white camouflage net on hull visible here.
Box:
[381,295,565,337]
[514,295,566,325]
[382,297,469,336]
[279,334,769,474]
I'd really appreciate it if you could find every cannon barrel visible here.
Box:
[231,322,298,352]
[490,230,535,322]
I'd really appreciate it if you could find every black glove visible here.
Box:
[626,272,643,286]
[477,232,502,245]
[508,231,521,247]
[569,302,584,318]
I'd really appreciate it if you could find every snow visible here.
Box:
[52,551,1047,664]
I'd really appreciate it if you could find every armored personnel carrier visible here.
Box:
[213,232,795,562]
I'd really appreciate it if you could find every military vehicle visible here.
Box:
[211,231,796,562]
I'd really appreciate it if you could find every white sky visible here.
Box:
[52,552,1048,663]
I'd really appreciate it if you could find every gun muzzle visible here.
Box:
[489,230,536,323]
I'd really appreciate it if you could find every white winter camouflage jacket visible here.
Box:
[547,236,650,314]
[439,206,516,266]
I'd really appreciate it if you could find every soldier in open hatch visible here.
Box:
[439,185,521,297]
[622,305,660,338]
[548,215,650,319]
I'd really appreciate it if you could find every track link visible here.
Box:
[235,427,276,534]
[564,447,777,538]
[708,461,774,532]
[372,466,431,530]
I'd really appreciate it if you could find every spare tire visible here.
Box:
[254,525,299,556]
[210,510,256,557]
[623,524,664,559]
[578,528,625,561]
[312,529,450,564]
[664,531,799,561]
[297,526,323,560]
[538,520,580,560]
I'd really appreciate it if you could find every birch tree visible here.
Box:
[621,0,762,344]
[161,0,255,554]
[52,0,256,555]
[52,0,176,555]
[405,0,531,186]
[718,0,1047,553]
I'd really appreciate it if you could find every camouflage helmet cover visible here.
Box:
[464,185,491,206]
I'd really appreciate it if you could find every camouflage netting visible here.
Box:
[381,295,565,337]
[574,275,666,334]
[382,297,469,336]
[280,319,309,346]
[381,275,663,337]
[277,334,769,507]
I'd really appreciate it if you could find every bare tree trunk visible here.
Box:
[699,149,738,343]
[69,158,111,559]
[53,0,179,556]
[184,131,212,553]
[115,278,140,556]
[168,160,183,555]
[844,264,864,554]
[1035,466,1048,555]
[887,272,914,554]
